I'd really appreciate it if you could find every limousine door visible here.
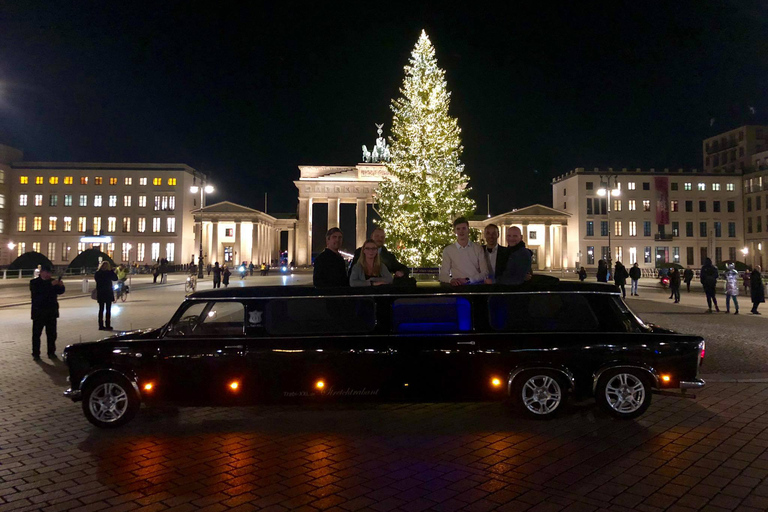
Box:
[159,300,249,404]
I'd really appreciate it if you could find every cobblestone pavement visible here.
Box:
[2,283,768,511]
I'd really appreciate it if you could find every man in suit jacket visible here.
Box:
[349,228,410,278]
[30,263,65,360]
[482,224,510,283]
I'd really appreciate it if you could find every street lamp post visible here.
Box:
[597,175,621,269]
[191,179,214,279]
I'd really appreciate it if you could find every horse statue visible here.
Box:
[361,145,371,163]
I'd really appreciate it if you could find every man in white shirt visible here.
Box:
[439,217,489,286]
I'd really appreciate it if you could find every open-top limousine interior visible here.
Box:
[63,278,705,428]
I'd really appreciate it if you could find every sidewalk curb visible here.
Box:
[700,373,768,383]
[0,280,187,309]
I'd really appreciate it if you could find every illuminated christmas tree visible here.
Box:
[375,30,475,267]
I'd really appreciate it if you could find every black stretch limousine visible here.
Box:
[63,277,706,428]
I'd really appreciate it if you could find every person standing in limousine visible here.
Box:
[313,227,349,288]
[439,217,489,286]
[497,226,533,285]
[481,223,510,283]
[350,239,394,287]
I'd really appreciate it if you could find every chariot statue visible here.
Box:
[362,123,391,163]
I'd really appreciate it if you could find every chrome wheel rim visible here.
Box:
[522,375,562,415]
[604,373,646,413]
[89,382,129,423]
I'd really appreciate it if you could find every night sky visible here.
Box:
[1,1,767,217]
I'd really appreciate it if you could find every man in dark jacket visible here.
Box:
[614,261,629,298]
[683,267,694,292]
[629,262,641,296]
[481,224,510,283]
[349,228,411,282]
[497,226,532,285]
[700,258,720,313]
[751,266,765,314]
[29,264,65,360]
[314,227,349,288]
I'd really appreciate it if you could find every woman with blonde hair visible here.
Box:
[350,239,393,287]
[94,260,118,330]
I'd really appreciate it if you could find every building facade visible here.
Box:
[745,150,768,268]
[552,167,744,270]
[703,125,768,174]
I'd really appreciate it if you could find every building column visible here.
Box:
[544,222,552,269]
[287,228,295,264]
[296,198,311,266]
[500,224,507,245]
[273,228,280,264]
[234,221,241,265]
[560,224,568,269]
[211,221,219,264]
[328,198,340,229]
[356,198,367,249]
[257,223,263,263]
[250,223,256,263]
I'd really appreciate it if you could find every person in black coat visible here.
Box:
[683,267,694,292]
[578,267,587,281]
[30,264,65,360]
[669,268,681,303]
[497,227,533,285]
[629,262,641,296]
[596,259,608,283]
[750,266,765,314]
[700,258,720,313]
[314,227,349,288]
[614,261,629,298]
[212,262,222,288]
[95,261,118,330]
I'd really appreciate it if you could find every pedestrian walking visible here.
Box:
[700,258,720,313]
[669,268,681,303]
[683,267,694,292]
[614,261,629,298]
[207,263,212,276]
[596,259,608,283]
[212,262,221,288]
[750,266,765,314]
[29,263,65,360]
[744,271,751,295]
[249,262,254,276]
[222,265,231,288]
[94,261,118,330]
[724,263,740,314]
[629,262,641,296]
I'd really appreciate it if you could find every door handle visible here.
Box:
[456,341,476,345]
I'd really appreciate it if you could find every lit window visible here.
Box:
[121,243,131,262]
[643,200,650,212]
[726,183,734,191]
[154,196,161,211]
[49,195,58,207]
[80,177,89,185]
[78,217,87,232]
[137,243,145,261]
[49,177,59,185]
[47,242,55,261]
[140,177,147,186]
[107,217,116,233]
[712,183,721,191]
[64,176,73,185]
[93,217,102,235]
[151,243,160,261]
[614,221,622,236]
[109,177,118,185]
[48,216,57,231]
[33,216,42,232]
[684,182,692,191]
[20,176,29,184]
[166,243,175,261]
[671,200,678,212]
[613,199,621,211]
[161,196,168,210]
[698,183,706,191]
[77,242,85,254]
[18,216,27,232]
[168,178,177,186]
[123,196,132,207]
[152,217,161,233]
[79,195,87,207]
[627,182,635,190]
[137,217,146,233]
[109,195,117,207]
[62,243,70,261]
[0,218,3,234]
[19,194,28,206]
[152,178,162,186]
[138,195,147,207]
[0,194,4,209]
[122,217,131,232]
[32,242,40,253]
[169,196,175,210]
[17,242,26,256]
[94,195,102,207]
[35,176,44,184]
[629,221,637,236]
[94,177,103,185]
[64,194,72,206]
[167,217,176,233]
[34,194,43,206]
[63,217,72,232]
[125,177,132,185]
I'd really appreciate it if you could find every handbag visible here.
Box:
[91,289,98,300]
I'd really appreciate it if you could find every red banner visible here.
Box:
[655,177,669,225]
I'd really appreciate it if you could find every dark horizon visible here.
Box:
[1,1,767,216]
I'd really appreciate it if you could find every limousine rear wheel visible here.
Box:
[82,373,139,428]
[595,369,652,419]
[513,370,566,418]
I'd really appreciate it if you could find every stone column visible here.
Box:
[274,228,281,264]
[328,198,340,229]
[560,224,568,269]
[234,222,242,265]
[297,198,311,266]
[287,228,294,264]
[544,222,552,269]
[250,223,257,263]
[211,221,219,264]
[356,199,367,249]
[500,224,507,245]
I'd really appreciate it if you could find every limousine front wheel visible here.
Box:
[596,369,652,419]
[82,374,139,428]
[513,371,566,418]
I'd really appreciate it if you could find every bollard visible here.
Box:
[82,277,89,293]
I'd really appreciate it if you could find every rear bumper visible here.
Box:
[680,378,706,390]
[64,388,82,402]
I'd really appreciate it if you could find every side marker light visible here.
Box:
[143,383,153,391]
[491,377,502,388]
[315,380,325,390]
[229,381,240,390]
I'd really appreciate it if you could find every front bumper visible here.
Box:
[64,388,82,402]
[680,378,706,390]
